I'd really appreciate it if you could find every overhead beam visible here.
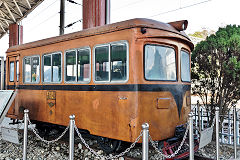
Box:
[0,21,5,32]
[3,1,16,22]
[13,0,23,16]
[25,0,31,9]
[0,16,11,23]
[0,9,11,20]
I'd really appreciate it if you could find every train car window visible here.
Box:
[181,50,190,82]
[77,49,90,82]
[111,43,127,81]
[9,62,14,82]
[16,61,19,81]
[66,50,77,82]
[23,56,40,83]
[31,57,40,82]
[95,46,110,81]
[52,53,62,82]
[65,48,90,83]
[43,52,62,83]
[24,58,31,82]
[94,42,128,83]
[145,45,176,81]
[43,55,51,82]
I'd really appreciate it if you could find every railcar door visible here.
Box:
[7,55,19,118]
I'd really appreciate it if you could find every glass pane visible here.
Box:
[24,58,31,82]
[31,57,40,82]
[16,61,19,81]
[43,55,51,82]
[111,43,127,81]
[77,49,90,82]
[181,50,190,82]
[52,53,61,82]
[95,46,109,81]
[66,51,76,81]
[145,45,176,81]
[9,62,14,82]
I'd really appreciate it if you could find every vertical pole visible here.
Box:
[201,108,203,130]
[195,107,197,135]
[60,0,65,35]
[142,123,149,160]
[189,113,194,160]
[197,100,201,131]
[234,105,237,159]
[216,107,220,160]
[105,0,110,24]
[237,117,239,145]
[69,115,75,160]
[228,111,231,144]
[23,109,29,160]
[0,57,4,90]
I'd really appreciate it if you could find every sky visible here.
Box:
[0,0,240,57]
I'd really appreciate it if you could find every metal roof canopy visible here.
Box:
[0,0,44,39]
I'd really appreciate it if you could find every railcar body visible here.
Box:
[6,18,193,144]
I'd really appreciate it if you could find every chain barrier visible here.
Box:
[74,124,143,159]
[27,115,69,144]
[149,121,190,159]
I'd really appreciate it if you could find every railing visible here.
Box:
[192,102,240,146]
[21,108,223,160]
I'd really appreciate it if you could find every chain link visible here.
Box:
[149,122,190,159]
[27,115,69,144]
[74,124,142,159]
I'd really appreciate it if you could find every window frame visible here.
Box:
[9,61,14,82]
[64,46,91,84]
[180,49,191,82]
[42,51,62,84]
[93,40,129,84]
[144,43,177,82]
[23,55,40,84]
[16,60,19,82]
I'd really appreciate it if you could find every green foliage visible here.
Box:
[192,25,240,121]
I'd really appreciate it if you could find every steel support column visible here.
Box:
[9,23,23,47]
[60,0,65,35]
[82,0,110,29]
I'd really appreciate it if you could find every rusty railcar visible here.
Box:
[6,18,193,152]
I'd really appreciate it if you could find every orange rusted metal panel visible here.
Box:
[6,19,193,142]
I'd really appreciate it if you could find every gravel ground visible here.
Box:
[0,118,238,160]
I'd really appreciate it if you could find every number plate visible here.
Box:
[47,91,56,100]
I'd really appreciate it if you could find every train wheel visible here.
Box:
[97,137,121,153]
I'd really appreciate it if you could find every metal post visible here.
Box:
[105,0,110,24]
[237,118,239,145]
[189,113,194,160]
[69,115,75,160]
[216,107,220,160]
[142,123,149,160]
[23,109,29,160]
[59,0,65,35]
[201,108,203,130]
[0,57,4,90]
[234,105,237,159]
[197,100,201,131]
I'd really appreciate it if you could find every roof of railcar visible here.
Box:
[7,18,193,53]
